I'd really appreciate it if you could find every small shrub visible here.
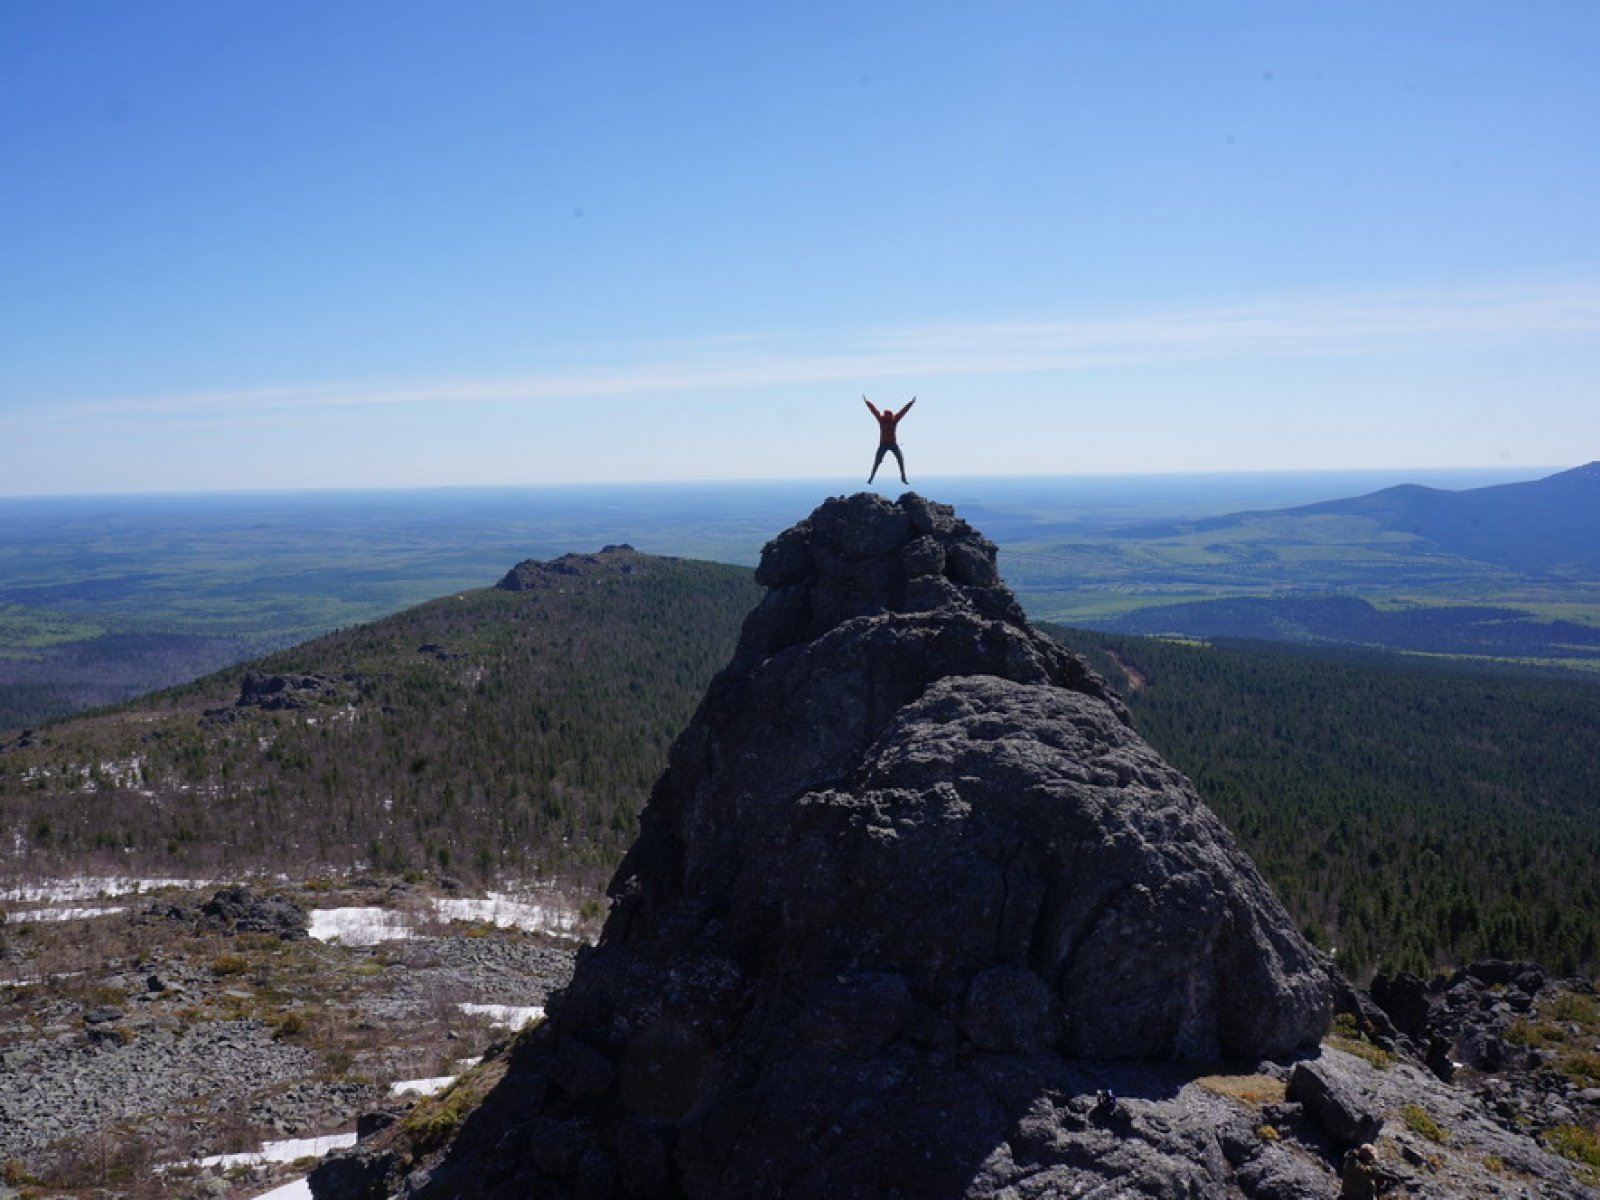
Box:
[211,952,250,976]
[1559,1052,1600,1089]
[1329,1034,1394,1070]
[1546,1123,1600,1170]
[1551,992,1599,1026]
[1400,1102,1448,1143]
[402,1081,473,1155]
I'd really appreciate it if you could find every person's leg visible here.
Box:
[869,444,888,482]
[889,444,907,484]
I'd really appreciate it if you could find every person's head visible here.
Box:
[1357,1144,1375,1163]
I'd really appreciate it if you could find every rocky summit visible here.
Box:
[314,494,1587,1198]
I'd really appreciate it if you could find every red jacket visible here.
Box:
[865,397,915,445]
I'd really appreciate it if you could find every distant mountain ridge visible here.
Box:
[1128,461,1600,576]
[1064,463,1600,659]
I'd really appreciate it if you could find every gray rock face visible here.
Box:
[1288,1057,1385,1148]
[603,493,1327,1065]
[357,493,1338,1199]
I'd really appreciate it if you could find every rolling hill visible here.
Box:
[1128,460,1600,576]
[1027,463,1600,660]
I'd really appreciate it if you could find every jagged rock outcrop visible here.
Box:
[322,493,1343,1197]
[497,544,643,590]
[1366,960,1600,1138]
[236,670,346,710]
[201,885,310,940]
[603,493,1327,1060]
[1371,960,1549,1076]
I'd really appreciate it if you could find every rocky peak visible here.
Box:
[325,493,1352,1198]
[743,491,1031,656]
[496,543,645,591]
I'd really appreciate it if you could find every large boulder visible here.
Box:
[340,492,1335,1199]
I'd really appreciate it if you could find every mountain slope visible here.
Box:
[0,546,760,884]
[1287,461,1600,573]
[1126,461,1600,576]
[1050,463,1600,657]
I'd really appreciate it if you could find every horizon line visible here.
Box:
[0,463,1573,503]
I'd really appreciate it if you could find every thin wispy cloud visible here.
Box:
[7,281,1598,434]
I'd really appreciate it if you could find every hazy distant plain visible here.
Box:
[0,467,1573,727]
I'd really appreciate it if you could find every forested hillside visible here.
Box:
[0,547,759,886]
[7,541,1596,979]
[1052,627,1600,979]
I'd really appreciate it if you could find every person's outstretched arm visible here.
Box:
[863,394,881,417]
[897,396,916,418]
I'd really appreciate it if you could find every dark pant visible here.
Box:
[869,442,906,483]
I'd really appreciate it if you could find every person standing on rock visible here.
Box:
[864,394,915,485]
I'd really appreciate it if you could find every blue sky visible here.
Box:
[2,1,1597,495]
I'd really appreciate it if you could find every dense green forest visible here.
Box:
[0,549,759,886]
[1051,627,1600,979]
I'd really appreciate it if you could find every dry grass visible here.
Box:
[1195,1073,1287,1108]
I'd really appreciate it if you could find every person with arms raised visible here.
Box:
[864,394,915,485]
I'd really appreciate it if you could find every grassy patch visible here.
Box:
[1505,989,1600,1088]
[1545,1123,1600,1170]
[1551,992,1600,1024]
[399,1060,507,1158]
[1195,1073,1287,1107]
[1400,1102,1449,1143]
[1328,1034,1395,1071]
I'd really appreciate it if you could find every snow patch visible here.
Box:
[432,890,582,938]
[458,1002,544,1030]
[0,876,210,902]
[390,1075,456,1097]
[307,907,413,945]
[248,1181,313,1200]
[7,904,127,923]
[194,1132,357,1169]
[306,889,585,947]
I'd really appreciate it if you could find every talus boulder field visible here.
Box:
[329,493,1340,1198]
